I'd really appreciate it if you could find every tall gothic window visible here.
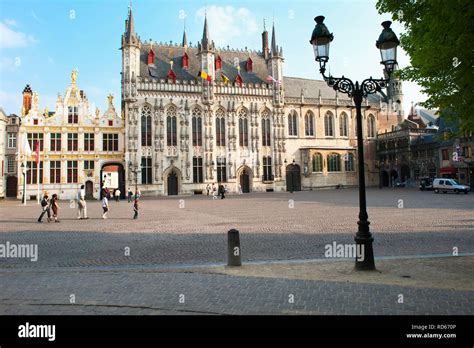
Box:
[312,153,323,172]
[324,112,334,137]
[261,110,271,147]
[339,112,348,137]
[263,156,272,181]
[367,114,376,138]
[166,106,177,146]
[238,108,249,147]
[216,157,227,183]
[141,157,152,184]
[193,157,203,183]
[215,108,226,147]
[288,110,298,136]
[192,107,203,146]
[327,153,341,172]
[141,106,152,147]
[305,111,314,136]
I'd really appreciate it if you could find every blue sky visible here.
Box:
[0,0,425,116]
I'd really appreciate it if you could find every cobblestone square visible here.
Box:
[0,188,473,315]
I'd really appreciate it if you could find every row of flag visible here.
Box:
[197,71,280,86]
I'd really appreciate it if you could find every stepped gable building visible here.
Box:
[121,6,402,196]
[18,71,125,201]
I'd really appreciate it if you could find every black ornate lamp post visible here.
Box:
[21,162,28,206]
[129,163,140,197]
[310,16,399,270]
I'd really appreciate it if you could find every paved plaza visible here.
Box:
[0,188,473,314]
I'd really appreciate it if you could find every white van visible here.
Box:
[432,178,470,194]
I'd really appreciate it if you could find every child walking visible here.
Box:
[50,194,60,222]
[102,191,109,219]
[133,198,139,219]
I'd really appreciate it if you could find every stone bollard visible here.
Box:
[227,229,242,266]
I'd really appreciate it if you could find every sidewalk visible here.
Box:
[197,255,474,291]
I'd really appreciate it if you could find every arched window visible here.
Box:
[141,106,152,147]
[305,111,314,136]
[215,108,225,147]
[288,110,298,136]
[166,106,177,146]
[344,153,355,171]
[339,112,348,137]
[324,112,334,137]
[238,108,249,147]
[261,109,271,147]
[367,114,376,138]
[312,153,323,172]
[192,107,203,146]
[327,153,341,172]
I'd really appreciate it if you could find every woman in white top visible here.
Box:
[102,192,109,219]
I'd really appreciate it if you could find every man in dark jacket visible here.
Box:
[38,192,51,223]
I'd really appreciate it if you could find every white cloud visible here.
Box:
[4,19,17,27]
[0,21,37,49]
[195,6,259,47]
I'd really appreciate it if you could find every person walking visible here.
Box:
[115,188,121,202]
[238,183,243,195]
[211,183,218,200]
[38,192,51,223]
[133,198,139,219]
[219,184,226,199]
[127,188,133,203]
[76,185,89,220]
[102,191,109,219]
[50,194,60,222]
[206,184,210,196]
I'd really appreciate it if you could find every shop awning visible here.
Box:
[439,167,457,174]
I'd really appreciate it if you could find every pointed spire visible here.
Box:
[271,23,278,55]
[182,24,188,48]
[126,2,135,38]
[123,1,138,46]
[201,13,210,50]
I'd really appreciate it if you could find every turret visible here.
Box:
[198,14,215,105]
[384,63,404,120]
[121,4,141,102]
[268,24,284,107]
[262,20,269,60]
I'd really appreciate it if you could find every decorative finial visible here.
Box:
[44,107,48,117]
[107,94,114,105]
[71,69,77,84]
[95,107,100,118]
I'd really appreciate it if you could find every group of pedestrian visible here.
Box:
[206,183,228,200]
[37,192,60,223]
[38,185,140,222]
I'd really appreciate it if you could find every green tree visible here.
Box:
[376,0,474,132]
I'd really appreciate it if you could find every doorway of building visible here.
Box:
[240,170,250,193]
[286,164,301,192]
[6,176,17,197]
[101,163,125,199]
[168,171,178,196]
[85,181,94,199]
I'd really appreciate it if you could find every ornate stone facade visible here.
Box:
[121,7,402,196]
[18,72,124,200]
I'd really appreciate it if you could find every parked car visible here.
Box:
[419,177,434,191]
[432,178,470,194]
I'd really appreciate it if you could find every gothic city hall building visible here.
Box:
[122,7,403,196]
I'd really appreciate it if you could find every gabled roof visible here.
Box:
[141,44,269,84]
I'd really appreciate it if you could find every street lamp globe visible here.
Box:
[376,21,400,75]
[309,16,333,63]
